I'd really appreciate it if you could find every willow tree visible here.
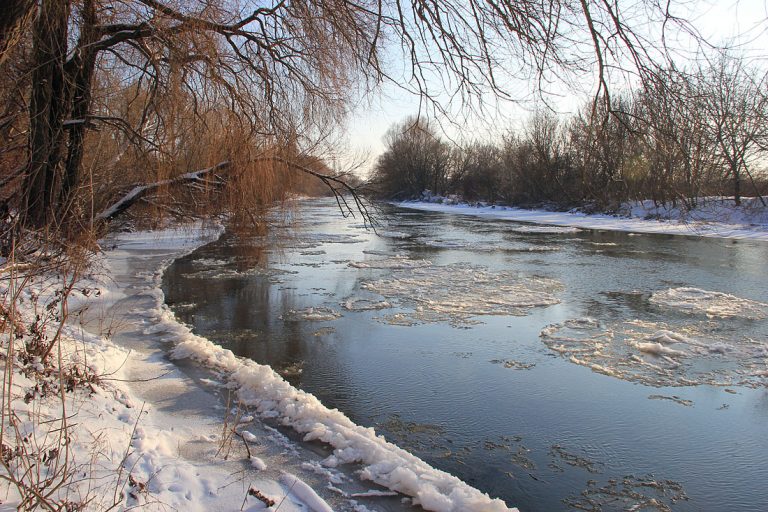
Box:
[9,0,690,229]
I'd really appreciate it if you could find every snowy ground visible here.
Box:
[396,197,768,240]
[1,224,514,512]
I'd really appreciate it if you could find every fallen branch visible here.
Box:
[96,156,375,226]
[95,161,231,221]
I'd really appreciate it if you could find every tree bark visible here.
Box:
[0,0,35,66]
[61,0,98,213]
[24,0,70,228]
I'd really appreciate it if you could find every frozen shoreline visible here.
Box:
[1,223,515,512]
[395,198,768,241]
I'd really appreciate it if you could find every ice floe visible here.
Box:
[348,256,432,269]
[541,318,768,388]
[508,225,582,234]
[358,262,561,326]
[649,287,768,319]
[282,307,342,322]
[342,298,394,311]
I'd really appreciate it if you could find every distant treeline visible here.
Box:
[370,58,768,210]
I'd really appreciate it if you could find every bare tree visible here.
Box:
[6,0,693,230]
[635,69,718,206]
[696,55,768,205]
[370,117,451,198]
[451,143,504,202]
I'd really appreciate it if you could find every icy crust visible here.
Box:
[348,256,432,269]
[342,298,394,311]
[649,287,768,319]
[354,260,561,326]
[541,318,768,388]
[281,307,343,322]
[508,225,581,234]
[416,238,560,253]
[162,314,514,511]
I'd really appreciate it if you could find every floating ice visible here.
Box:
[362,249,396,256]
[422,239,471,249]
[378,230,411,239]
[348,256,432,269]
[509,225,581,234]
[633,342,688,358]
[564,474,687,512]
[648,394,694,407]
[362,263,561,326]
[192,257,229,266]
[342,298,393,311]
[283,307,342,322]
[541,318,768,388]
[183,265,293,281]
[649,287,768,319]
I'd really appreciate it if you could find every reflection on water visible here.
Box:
[163,199,768,512]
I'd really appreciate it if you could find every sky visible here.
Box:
[342,0,768,176]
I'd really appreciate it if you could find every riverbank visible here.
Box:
[396,197,768,240]
[159,199,768,512]
[1,222,514,512]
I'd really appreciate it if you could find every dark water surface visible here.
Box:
[163,199,768,512]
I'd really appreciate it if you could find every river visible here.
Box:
[163,198,768,512]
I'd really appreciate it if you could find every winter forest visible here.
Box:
[1,1,768,512]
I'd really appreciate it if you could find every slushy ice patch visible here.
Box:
[649,287,768,319]
[355,260,561,326]
[540,317,768,388]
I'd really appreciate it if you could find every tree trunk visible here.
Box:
[24,0,70,228]
[0,0,35,65]
[61,0,97,215]
[733,167,741,206]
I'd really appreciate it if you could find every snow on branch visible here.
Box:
[96,161,231,221]
[96,156,373,226]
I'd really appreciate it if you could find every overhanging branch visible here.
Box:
[96,161,231,221]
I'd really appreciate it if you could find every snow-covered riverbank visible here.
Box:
[1,224,514,512]
[396,198,768,240]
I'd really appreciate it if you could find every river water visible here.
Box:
[163,199,768,512]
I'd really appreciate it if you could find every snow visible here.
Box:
[649,287,768,319]
[250,456,267,470]
[541,317,768,388]
[359,262,561,326]
[168,318,513,510]
[634,342,688,358]
[279,472,335,512]
[348,256,432,269]
[397,197,768,240]
[1,221,516,512]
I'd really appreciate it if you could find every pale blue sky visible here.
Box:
[343,0,768,176]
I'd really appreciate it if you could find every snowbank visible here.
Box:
[164,303,514,511]
[396,198,768,240]
[3,217,526,511]
[0,223,343,512]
